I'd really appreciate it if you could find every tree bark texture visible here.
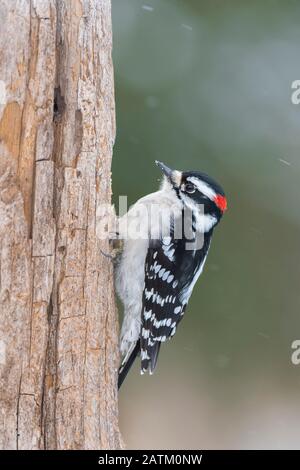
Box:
[0,0,122,450]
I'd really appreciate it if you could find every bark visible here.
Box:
[0,0,122,450]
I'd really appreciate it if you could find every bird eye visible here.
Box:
[184,183,196,194]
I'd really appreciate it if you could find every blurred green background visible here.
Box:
[112,0,300,449]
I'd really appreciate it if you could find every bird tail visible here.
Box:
[118,340,140,389]
[141,341,161,374]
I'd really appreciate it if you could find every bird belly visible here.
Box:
[115,238,148,355]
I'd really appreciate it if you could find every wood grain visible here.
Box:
[0,0,121,450]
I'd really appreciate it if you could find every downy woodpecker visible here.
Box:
[116,161,227,388]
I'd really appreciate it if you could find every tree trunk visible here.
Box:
[0,0,122,450]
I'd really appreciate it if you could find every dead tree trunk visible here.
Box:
[0,0,122,449]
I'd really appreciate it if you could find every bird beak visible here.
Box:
[155,161,182,187]
[155,160,173,178]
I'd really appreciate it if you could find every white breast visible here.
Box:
[116,183,182,356]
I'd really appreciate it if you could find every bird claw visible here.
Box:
[100,237,123,262]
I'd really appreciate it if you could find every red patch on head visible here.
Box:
[214,194,227,212]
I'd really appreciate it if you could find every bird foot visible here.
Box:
[100,236,123,262]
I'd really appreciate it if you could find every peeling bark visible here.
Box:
[0,0,122,450]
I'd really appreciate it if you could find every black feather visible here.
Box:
[140,219,212,373]
[118,340,140,390]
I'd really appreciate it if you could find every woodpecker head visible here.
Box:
[155,160,227,224]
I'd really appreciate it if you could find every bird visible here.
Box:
[115,161,227,388]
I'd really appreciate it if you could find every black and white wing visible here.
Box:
[140,231,212,373]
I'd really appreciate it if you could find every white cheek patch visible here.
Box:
[186,176,216,200]
[180,194,217,233]
[195,213,217,233]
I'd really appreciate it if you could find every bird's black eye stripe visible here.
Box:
[184,183,196,194]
